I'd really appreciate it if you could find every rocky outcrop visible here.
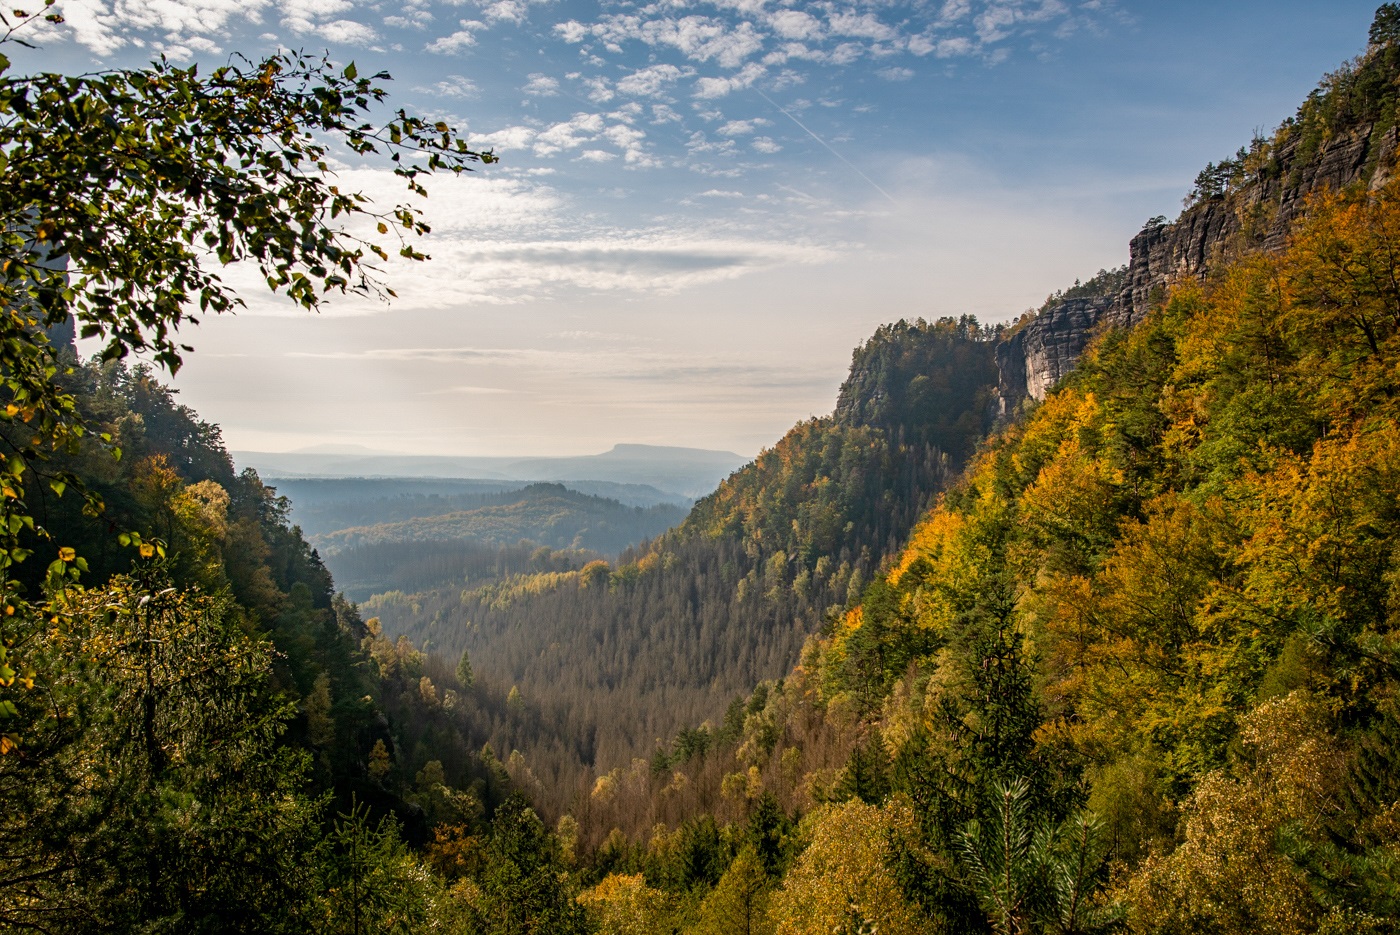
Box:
[996,296,1111,408]
[1112,122,1400,332]
[997,116,1400,408]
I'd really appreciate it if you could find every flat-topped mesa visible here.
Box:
[998,30,1400,408]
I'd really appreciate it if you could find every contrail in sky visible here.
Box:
[756,90,899,206]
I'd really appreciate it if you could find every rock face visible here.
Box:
[996,297,1111,406]
[996,118,1400,408]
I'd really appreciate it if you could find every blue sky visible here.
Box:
[14,0,1385,456]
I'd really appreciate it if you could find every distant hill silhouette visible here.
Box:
[234,443,749,499]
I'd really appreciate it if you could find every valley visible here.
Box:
[5,7,1400,934]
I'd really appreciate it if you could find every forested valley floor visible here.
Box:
[10,8,1400,935]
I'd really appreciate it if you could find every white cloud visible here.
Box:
[315,19,376,44]
[975,5,1016,42]
[935,36,974,57]
[384,9,432,29]
[479,0,527,24]
[827,12,897,41]
[976,1,1071,44]
[717,118,770,136]
[427,20,479,53]
[224,173,842,310]
[694,62,766,99]
[381,233,841,302]
[578,150,618,162]
[532,0,1092,111]
[751,136,781,153]
[579,76,615,103]
[566,14,765,69]
[938,0,973,24]
[906,33,935,56]
[617,64,690,97]
[534,112,607,155]
[603,125,646,148]
[524,73,560,96]
[768,10,823,41]
[608,102,644,123]
[46,0,272,55]
[828,42,864,65]
[685,130,737,156]
[278,0,376,45]
[474,125,538,152]
[554,19,588,42]
[431,75,481,97]
[158,33,221,60]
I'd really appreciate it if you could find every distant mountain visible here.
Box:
[306,482,687,555]
[288,443,394,455]
[504,444,748,497]
[267,476,688,538]
[233,443,749,499]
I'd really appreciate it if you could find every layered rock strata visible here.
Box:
[997,121,1400,407]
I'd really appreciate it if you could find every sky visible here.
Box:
[9,0,1386,457]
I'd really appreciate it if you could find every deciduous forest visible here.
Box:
[7,6,1400,935]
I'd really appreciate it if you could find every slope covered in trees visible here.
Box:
[367,316,1003,797]
[542,15,1400,933]
[0,46,582,933]
[570,152,1400,935]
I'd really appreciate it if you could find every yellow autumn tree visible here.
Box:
[577,873,673,935]
[770,800,932,935]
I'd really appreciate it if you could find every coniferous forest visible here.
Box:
[8,6,1400,935]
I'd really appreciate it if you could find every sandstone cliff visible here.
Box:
[997,44,1400,408]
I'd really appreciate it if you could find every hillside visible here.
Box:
[556,15,1400,934]
[273,476,688,537]
[368,316,1003,793]
[1,360,560,930]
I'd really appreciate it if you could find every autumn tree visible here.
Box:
[770,800,932,935]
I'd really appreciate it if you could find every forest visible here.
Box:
[6,5,1400,935]
[367,314,1003,796]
